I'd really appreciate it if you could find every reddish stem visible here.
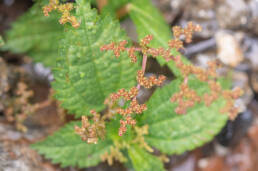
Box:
[137,54,148,90]
[141,53,148,73]
[184,77,188,84]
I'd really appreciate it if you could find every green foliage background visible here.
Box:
[1,0,63,67]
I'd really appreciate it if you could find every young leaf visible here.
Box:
[129,0,189,76]
[140,79,228,154]
[128,145,165,171]
[52,0,138,117]
[1,0,63,67]
[31,121,112,168]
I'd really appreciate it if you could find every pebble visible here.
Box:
[215,31,244,67]
[198,157,229,171]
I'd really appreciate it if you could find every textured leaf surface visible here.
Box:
[140,79,228,154]
[52,0,138,117]
[31,121,112,168]
[128,145,165,171]
[1,0,63,67]
[129,0,189,76]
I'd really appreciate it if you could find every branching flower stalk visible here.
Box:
[101,35,167,137]
[74,22,243,147]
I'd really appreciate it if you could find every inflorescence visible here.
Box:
[74,110,106,144]
[43,0,80,28]
[74,22,243,145]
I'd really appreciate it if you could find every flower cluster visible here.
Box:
[171,53,243,119]
[204,81,243,120]
[173,56,220,80]
[109,88,147,136]
[137,70,166,88]
[172,21,202,43]
[203,80,222,107]
[220,87,243,120]
[5,82,39,132]
[169,56,219,114]
[43,0,80,28]
[159,23,242,119]
[171,83,201,114]
[100,40,127,58]
[101,34,167,136]
[100,40,139,63]
[74,110,106,144]
[75,21,243,145]
[110,87,138,101]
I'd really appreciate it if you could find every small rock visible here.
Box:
[215,31,244,67]
[214,144,229,156]
[216,0,248,29]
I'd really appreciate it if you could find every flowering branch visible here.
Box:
[75,21,243,144]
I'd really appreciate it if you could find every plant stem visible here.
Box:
[137,54,148,90]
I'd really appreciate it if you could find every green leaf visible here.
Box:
[128,145,165,171]
[31,121,112,168]
[52,0,138,117]
[1,0,63,67]
[129,0,189,77]
[140,79,228,155]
